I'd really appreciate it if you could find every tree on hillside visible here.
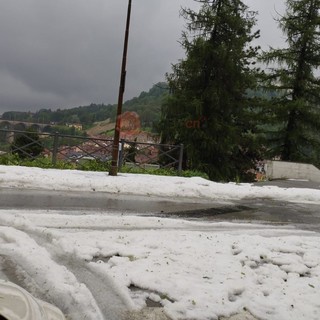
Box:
[261,0,320,165]
[11,128,44,159]
[159,0,262,181]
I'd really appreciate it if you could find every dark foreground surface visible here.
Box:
[1,180,320,232]
[159,199,320,232]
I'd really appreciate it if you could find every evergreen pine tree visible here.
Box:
[160,0,261,181]
[261,0,320,165]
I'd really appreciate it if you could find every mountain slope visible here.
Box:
[1,82,169,130]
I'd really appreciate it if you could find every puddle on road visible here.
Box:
[151,205,256,220]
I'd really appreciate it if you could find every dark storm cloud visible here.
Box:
[0,0,132,112]
[0,0,284,114]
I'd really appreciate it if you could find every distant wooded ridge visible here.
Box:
[0,82,169,130]
[0,82,275,135]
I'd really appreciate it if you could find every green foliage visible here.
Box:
[0,154,74,169]
[11,129,44,159]
[0,154,207,178]
[120,165,209,179]
[260,0,320,166]
[0,153,20,166]
[78,159,110,172]
[50,125,86,136]
[123,82,169,129]
[18,158,75,169]
[2,105,115,126]
[1,83,168,131]
[159,0,262,182]
[180,170,209,179]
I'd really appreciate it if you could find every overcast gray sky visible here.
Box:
[0,0,285,114]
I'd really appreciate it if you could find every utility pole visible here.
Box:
[109,0,132,176]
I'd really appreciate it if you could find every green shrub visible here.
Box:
[78,159,110,171]
[0,155,208,179]
[11,129,44,159]
[120,165,208,179]
[180,170,209,180]
[0,153,20,165]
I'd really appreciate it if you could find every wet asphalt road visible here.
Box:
[165,198,320,232]
[0,188,215,213]
[157,180,320,232]
[0,180,319,232]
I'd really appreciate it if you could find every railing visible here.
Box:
[0,129,183,173]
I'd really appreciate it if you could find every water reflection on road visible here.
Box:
[1,187,319,232]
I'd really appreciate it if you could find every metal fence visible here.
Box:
[0,128,183,173]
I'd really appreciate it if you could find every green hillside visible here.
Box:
[1,82,169,130]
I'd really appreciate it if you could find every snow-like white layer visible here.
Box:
[0,211,319,320]
[0,166,320,320]
[1,165,320,204]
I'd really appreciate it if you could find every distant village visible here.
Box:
[0,110,167,169]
